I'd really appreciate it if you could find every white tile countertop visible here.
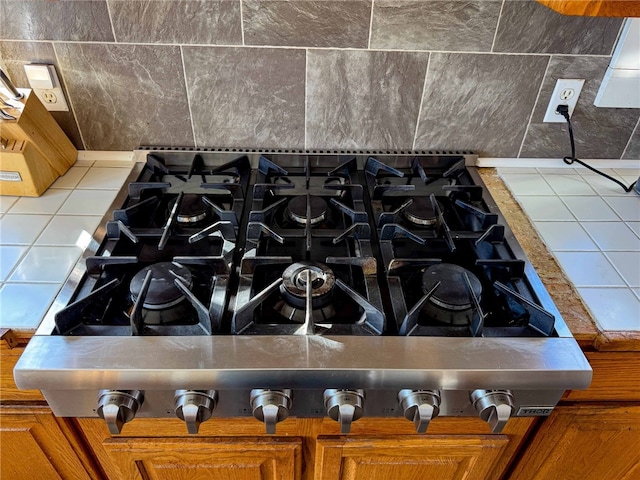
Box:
[0,159,134,329]
[499,167,640,332]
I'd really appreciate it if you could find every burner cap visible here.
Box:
[422,263,482,311]
[285,196,328,226]
[403,197,439,227]
[280,262,335,309]
[130,262,193,310]
[172,194,208,224]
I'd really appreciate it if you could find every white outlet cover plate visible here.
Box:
[32,87,69,112]
[543,79,585,123]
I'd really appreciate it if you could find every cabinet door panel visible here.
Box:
[0,408,93,480]
[509,404,640,480]
[101,437,302,480]
[315,435,509,480]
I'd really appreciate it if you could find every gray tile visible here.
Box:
[108,0,242,45]
[0,0,113,41]
[494,0,622,54]
[414,53,548,157]
[520,56,639,159]
[371,0,501,52]
[307,50,428,150]
[243,0,370,48]
[183,47,305,148]
[54,43,193,151]
[623,123,640,160]
[0,41,83,149]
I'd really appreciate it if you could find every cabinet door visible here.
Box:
[0,407,95,480]
[509,404,640,480]
[100,436,302,480]
[315,435,509,480]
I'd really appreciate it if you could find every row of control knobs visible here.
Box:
[97,388,515,435]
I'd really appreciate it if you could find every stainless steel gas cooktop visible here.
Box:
[14,150,591,436]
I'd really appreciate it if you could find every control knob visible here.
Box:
[174,390,217,434]
[250,389,292,434]
[398,389,441,433]
[97,390,144,434]
[324,389,364,434]
[470,389,515,433]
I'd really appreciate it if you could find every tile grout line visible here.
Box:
[103,0,119,43]
[51,43,88,150]
[610,18,627,57]
[25,39,613,58]
[411,53,431,151]
[490,0,506,53]
[600,195,634,224]
[517,55,552,158]
[179,46,198,148]
[619,115,640,159]
[598,251,633,289]
[367,0,375,50]
[239,0,245,46]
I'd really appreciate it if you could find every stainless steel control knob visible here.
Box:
[470,389,515,434]
[97,390,144,434]
[174,390,217,434]
[250,389,292,434]
[324,389,365,434]
[398,389,441,433]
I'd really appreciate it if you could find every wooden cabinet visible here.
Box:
[0,407,98,480]
[1,331,102,480]
[99,437,302,480]
[76,416,534,480]
[315,435,509,480]
[508,404,640,480]
[537,0,640,17]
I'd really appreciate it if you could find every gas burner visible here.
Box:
[403,197,439,227]
[130,262,193,312]
[280,262,335,309]
[170,194,209,224]
[285,196,328,226]
[421,263,482,325]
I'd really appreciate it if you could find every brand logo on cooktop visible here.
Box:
[517,406,554,416]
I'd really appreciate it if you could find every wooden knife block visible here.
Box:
[0,139,59,196]
[0,90,77,196]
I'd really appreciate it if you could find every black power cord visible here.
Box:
[556,104,637,193]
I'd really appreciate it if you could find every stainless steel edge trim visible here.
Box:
[15,336,592,391]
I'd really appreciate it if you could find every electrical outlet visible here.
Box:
[543,79,585,123]
[23,64,69,112]
[32,87,69,111]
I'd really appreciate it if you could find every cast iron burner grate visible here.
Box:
[232,257,384,335]
[364,155,556,338]
[53,257,229,336]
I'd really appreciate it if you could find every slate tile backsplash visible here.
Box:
[307,50,428,150]
[370,0,502,52]
[183,46,306,148]
[243,0,371,48]
[414,53,549,157]
[0,0,638,158]
[109,0,242,45]
[54,43,193,151]
[623,125,640,160]
[0,0,114,42]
